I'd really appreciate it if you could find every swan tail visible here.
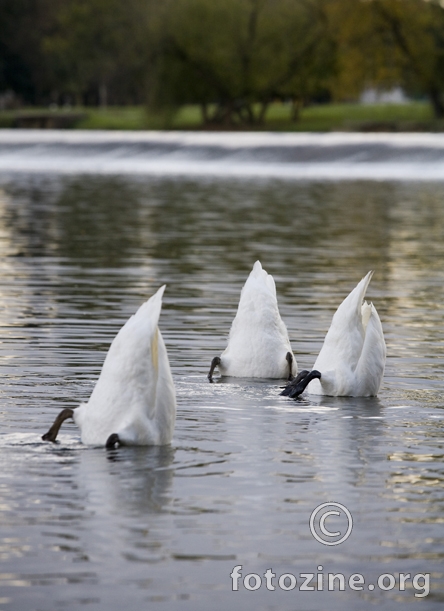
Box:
[336,271,374,324]
[131,284,165,333]
[242,260,277,300]
[103,285,165,371]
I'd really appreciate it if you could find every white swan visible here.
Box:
[281,271,386,398]
[42,285,176,447]
[208,261,297,380]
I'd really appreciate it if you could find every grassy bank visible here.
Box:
[0,101,441,131]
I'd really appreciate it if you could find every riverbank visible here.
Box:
[1,101,443,132]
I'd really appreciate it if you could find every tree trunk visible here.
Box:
[99,82,108,109]
[429,88,444,119]
[201,102,209,124]
[258,101,269,124]
[291,98,303,121]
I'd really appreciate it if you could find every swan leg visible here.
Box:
[280,370,321,399]
[42,408,74,442]
[208,356,221,382]
[105,433,121,449]
[286,352,294,380]
[280,370,309,395]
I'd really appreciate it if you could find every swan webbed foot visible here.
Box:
[280,370,309,395]
[106,433,121,449]
[208,356,221,382]
[286,352,294,381]
[280,370,321,399]
[42,408,75,442]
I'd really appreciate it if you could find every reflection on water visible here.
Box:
[0,171,443,610]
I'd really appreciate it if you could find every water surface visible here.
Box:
[0,135,443,610]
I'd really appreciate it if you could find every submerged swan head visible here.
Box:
[42,285,176,448]
[208,261,296,381]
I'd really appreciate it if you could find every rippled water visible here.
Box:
[0,134,443,610]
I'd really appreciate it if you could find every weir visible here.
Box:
[1,131,444,180]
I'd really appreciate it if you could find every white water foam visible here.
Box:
[1,130,444,180]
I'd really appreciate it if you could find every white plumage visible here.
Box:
[209,261,296,379]
[307,271,386,397]
[43,285,176,447]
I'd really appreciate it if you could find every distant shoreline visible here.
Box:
[1,102,443,133]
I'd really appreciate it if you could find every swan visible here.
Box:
[281,271,386,398]
[208,261,297,381]
[42,285,176,448]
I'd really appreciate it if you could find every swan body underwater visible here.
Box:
[208,260,297,381]
[42,285,176,448]
[281,271,386,398]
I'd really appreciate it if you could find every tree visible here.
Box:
[0,0,64,105]
[328,0,444,118]
[149,0,335,125]
[43,0,150,106]
[0,0,336,118]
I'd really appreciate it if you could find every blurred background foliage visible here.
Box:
[1,0,444,127]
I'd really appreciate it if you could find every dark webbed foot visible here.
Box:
[280,370,321,399]
[106,433,121,449]
[208,356,221,382]
[286,352,294,381]
[42,408,75,442]
[281,370,309,395]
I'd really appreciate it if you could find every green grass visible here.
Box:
[76,107,148,130]
[76,105,203,130]
[264,101,436,131]
[0,101,442,131]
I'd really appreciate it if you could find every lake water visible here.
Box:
[0,131,443,611]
